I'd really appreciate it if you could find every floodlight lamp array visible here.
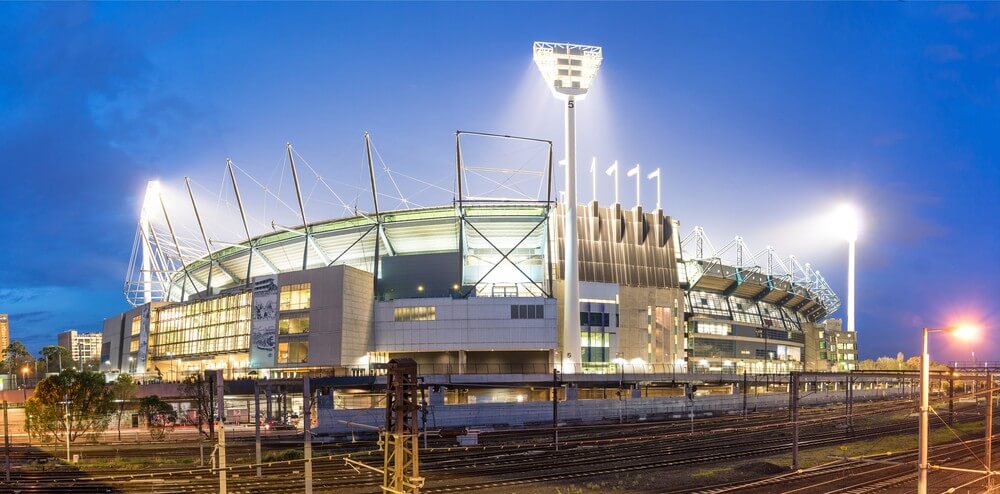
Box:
[533,41,603,98]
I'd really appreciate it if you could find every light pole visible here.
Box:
[533,41,603,373]
[20,367,28,401]
[833,205,859,332]
[918,324,978,494]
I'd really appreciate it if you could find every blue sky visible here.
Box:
[0,3,997,360]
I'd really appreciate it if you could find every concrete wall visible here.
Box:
[316,387,909,434]
[375,297,557,353]
[341,266,375,366]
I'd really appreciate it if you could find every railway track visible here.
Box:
[0,396,982,494]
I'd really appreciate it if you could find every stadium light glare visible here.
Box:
[832,204,860,242]
[534,41,603,373]
[832,203,860,332]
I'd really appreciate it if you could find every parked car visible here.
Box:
[263,420,296,431]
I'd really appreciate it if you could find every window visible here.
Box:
[691,338,735,357]
[394,306,436,322]
[695,322,731,336]
[279,283,311,311]
[511,305,544,320]
[277,340,308,364]
[279,317,310,335]
[579,311,610,327]
[130,315,142,337]
[581,332,610,363]
[150,291,252,360]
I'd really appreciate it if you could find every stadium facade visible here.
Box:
[101,42,859,380]
[100,137,857,379]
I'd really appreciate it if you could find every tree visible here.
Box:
[110,374,137,441]
[40,346,75,373]
[138,395,176,441]
[180,374,215,440]
[4,341,33,375]
[24,369,115,443]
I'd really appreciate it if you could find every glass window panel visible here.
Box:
[278,317,310,335]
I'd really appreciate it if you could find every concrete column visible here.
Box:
[458,350,467,375]
[430,386,445,406]
[566,386,578,400]
[265,385,273,421]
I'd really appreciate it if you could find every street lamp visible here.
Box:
[918,324,979,494]
[533,41,603,373]
[832,204,860,332]
[20,366,28,401]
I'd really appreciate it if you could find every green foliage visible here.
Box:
[263,448,304,462]
[138,395,176,440]
[855,355,949,372]
[110,373,138,440]
[39,346,76,373]
[138,395,175,423]
[179,374,215,439]
[2,341,33,374]
[24,369,115,443]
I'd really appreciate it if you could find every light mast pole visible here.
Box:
[563,95,581,373]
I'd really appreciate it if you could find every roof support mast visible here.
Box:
[185,177,214,293]
[365,132,381,295]
[227,158,254,286]
[158,192,200,301]
[287,143,310,271]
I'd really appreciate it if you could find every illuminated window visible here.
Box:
[279,283,311,311]
[581,332,610,363]
[278,317,310,335]
[150,291,251,360]
[695,322,731,336]
[277,340,309,364]
[130,315,141,337]
[393,306,436,322]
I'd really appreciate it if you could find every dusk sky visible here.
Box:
[0,3,997,361]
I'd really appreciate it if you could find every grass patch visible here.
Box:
[262,448,304,462]
[691,465,735,478]
[768,420,985,470]
[79,456,196,470]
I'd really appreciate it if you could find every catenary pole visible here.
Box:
[303,376,312,494]
[254,381,261,477]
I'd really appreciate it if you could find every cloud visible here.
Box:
[8,311,52,325]
[0,5,205,289]
[0,288,43,304]
[924,44,965,63]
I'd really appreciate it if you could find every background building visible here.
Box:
[58,330,103,365]
[0,314,8,352]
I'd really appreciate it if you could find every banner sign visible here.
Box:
[249,276,279,368]
[136,305,151,374]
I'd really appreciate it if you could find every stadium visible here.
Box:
[100,43,857,384]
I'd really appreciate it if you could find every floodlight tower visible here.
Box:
[533,41,603,372]
[834,205,860,332]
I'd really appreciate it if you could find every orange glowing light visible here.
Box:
[949,325,979,342]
